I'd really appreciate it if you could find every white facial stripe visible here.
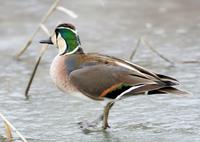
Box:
[65,46,81,55]
[56,27,77,34]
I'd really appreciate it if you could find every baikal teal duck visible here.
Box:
[40,23,187,131]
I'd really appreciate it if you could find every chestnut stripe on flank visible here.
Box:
[100,83,122,97]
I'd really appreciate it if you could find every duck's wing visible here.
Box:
[69,64,174,100]
[105,54,180,85]
[86,53,179,85]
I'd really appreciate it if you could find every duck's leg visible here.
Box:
[79,90,128,130]
[86,100,115,129]
[78,101,115,131]
[102,101,115,129]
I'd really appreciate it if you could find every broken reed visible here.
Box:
[13,0,78,98]
[15,0,78,59]
[0,113,28,142]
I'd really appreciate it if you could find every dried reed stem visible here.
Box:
[24,25,50,99]
[15,0,60,59]
[56,6,78,18]
[177,60,200,64]
[0,113,28,142]
[142,38,175,66]
[25,44,49,99]
[40,24,51,36]
[130,37,175,66]
[4,121,13,142]
[129,37,142,60]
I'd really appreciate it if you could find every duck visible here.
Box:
[40,23,187,130]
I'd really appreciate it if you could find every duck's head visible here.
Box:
[40,23,81,55]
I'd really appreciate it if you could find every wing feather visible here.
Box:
[69,64,161,100]
[67,53,181,100]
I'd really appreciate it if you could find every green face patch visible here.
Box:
[57,28,81,53]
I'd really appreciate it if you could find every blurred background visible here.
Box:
[0,0,199,141]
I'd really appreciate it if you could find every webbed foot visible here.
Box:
[78,120,104,133]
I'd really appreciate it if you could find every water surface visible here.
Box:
[0,0,200,141]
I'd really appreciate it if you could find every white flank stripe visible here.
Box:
[56,6,78,19]
[115,85,144,100]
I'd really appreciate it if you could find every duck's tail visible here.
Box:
[148,86,190,96]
